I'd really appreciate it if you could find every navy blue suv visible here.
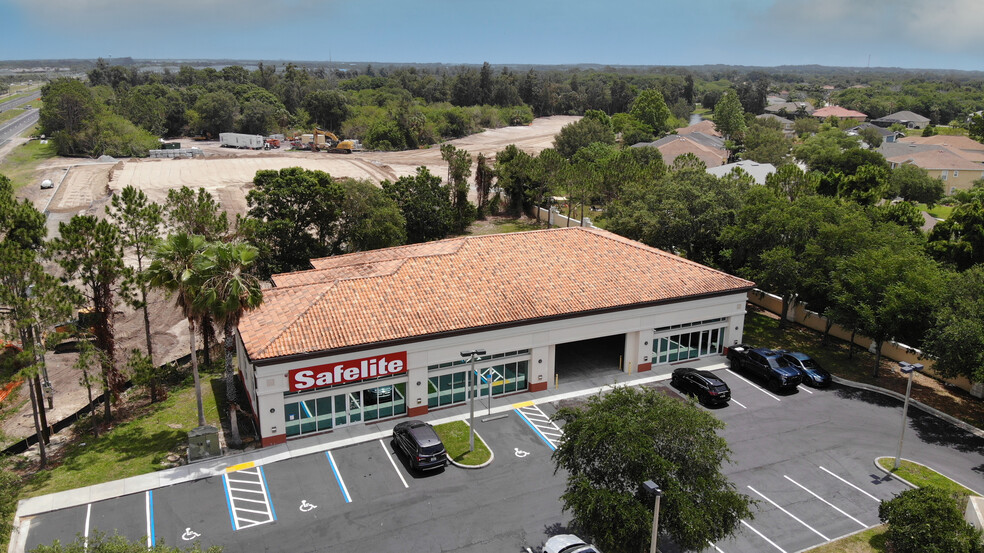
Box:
[727,345,802,391]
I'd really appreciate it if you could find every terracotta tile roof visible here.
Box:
[813,105,867,119]
[887,148,984,171]
[239,227,754,361]
[677,120,722,138]
[639,135,727,167]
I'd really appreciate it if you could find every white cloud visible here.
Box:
[755,0,984,58]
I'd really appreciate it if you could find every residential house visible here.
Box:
[764,101,814,117]
[872,110,931,129]
[706,160,777,185]
[631,132,728,167]
[813,105,867,122]
[847,122,904,145]
[756,114,796,137]
[898,135,984,162]
[886,148,984,194]
[677,119,722,137]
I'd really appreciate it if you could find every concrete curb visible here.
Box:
[831,375,984,439]
[448,427,494,470]
[872,456,983,496]
[872,456,918,489]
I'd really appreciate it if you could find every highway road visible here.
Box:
[0,89,40,112]
[0,107,39,146]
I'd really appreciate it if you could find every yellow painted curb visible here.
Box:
[225,461,255,473]
[512,400,534,408]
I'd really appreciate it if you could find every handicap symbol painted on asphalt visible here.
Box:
[299,500,318,512]
[514,448,530,458]
[182,528,201,541]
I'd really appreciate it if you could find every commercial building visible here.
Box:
[237,227,754,446]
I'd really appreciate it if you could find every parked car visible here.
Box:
[779,351,831,388]
[543,534,602,553]
[671,367,731,406]
[392,420,448,471]
[727,344,802,391]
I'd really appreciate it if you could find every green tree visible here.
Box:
[382,167,454,243]
[553,117,616,159]
[39,78,100,155]
[764,164,819,202]
[969,113,984,143]
[552,386,752,553]
[195,241,263,447]
[742,120,791,165]
[878,486,983,553]
[474,153,495,217]
[831,238,942,376]
[164,187,229,239]
[303,89,350,131]
[629,89,672,136]
[244,167,343,276]
[858,126,883,148]
[440,144,475,233]
[188,90,239,138]
[889,164,944,206]
[106,186,163,402]
[337,179,407,252]
[793,117,820,136]
[48,215,130,422]
[147,233,209,427]
[838,164,890,206]
[924,266,984,384]
[494,144,538,217]
[712,91,746,142]
[927,197,984,270]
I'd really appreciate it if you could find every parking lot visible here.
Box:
[19,364,983,553]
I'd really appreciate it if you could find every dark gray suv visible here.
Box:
[393,420,448,471]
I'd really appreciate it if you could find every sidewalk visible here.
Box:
[16,359,712,518]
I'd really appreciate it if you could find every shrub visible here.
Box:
[878,486,983,553]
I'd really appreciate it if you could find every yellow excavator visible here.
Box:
[311,129,362,154]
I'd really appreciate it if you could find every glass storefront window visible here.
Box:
[284,382,408,438]
[427,360,529,409]
[653,325,726,366]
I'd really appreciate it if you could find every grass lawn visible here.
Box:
[803,526,887,553]
[876,458,980,498]
[433,421,492,466]
[0,138,56,191]
[18,377,220,499]
[917,203,953,219]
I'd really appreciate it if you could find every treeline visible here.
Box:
[832,80,984,124]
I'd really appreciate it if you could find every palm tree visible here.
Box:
[147,233,208,427]
[195,241,263,446]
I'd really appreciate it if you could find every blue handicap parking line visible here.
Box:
[325,451,352,503]
[259,467,277,521]
[221,473,237,530]
[146,490,155,548]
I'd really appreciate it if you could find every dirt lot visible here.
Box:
[1,116,577,445]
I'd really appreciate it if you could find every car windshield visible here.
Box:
[801,359,822,370]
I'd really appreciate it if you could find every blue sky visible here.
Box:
[1,0,982,71]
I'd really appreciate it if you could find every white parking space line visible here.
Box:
[222,467,277,530]
[84,503,91,550]
[784,475,868,529]
[707,539,726,552]
[724,369,781,401]
[514,402,563,450]
[818,466,880,502]
[326,451,352,503]
[741,520,787,553]
[748,485,829,541]
[146,490,154,548]
[379,439,409,489]
[799,385,814,394]
[730,398,747,409]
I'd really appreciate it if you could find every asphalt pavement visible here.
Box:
[13,360,984,553]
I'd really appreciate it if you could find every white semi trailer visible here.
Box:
[219,133,264,149]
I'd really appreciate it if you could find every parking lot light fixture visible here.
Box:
[642,480,662,553]
[461,349,486,452]
[894,362,924,470]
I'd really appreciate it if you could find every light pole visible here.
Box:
[642,480,662,553]
[894,362,924,470]
[461,349,485,452]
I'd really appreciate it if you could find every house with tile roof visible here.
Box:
[237,227,754,446]
[813,105,867,122]
[872,110,931,129]
[677,119,722,138]
[886,148,984,194]
[898,135,984,162]
[631,133,728,167]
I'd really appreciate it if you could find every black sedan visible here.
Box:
[780,352,832,388]
[671,367,731,406]
[392,420,448,471]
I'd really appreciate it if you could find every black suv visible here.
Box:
[392,420,448,471]
[671,367,731,406]
[727,345,802,391]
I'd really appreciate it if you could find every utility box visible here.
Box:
[188,425,220,461]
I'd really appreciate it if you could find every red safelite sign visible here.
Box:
[288,352,408,392]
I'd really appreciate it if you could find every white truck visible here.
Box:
[219,133,264,149]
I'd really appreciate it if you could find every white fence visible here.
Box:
[536,207,594,228]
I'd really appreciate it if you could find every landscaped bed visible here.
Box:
[433,420,492,466]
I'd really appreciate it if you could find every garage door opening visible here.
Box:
[555,333,625,384]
